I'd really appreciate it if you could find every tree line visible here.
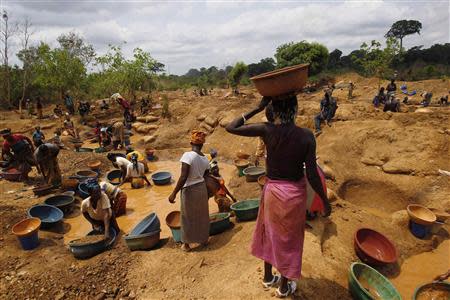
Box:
[0,15,448,108]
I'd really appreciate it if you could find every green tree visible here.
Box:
[275,41,329,75]
[327,49,342,69]
[95,45,164,100]
[385,20,422,51]
[228,62,248,93]
[247,57,276,77]
[352,38,399,79]
[31,42,87,99]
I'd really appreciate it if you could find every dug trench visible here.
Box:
[0,74,449,299]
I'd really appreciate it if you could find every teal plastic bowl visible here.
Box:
[230,199,260,221]
[348,262,401,300]
[209,212,231,235]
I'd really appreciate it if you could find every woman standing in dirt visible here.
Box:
[226,96,331,298]
[168,130,210,252]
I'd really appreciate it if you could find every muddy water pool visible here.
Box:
[390,239,450,299]
[64,160,237,243]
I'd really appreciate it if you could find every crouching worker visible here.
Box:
[99,180,127,217]
[210,162,237,212]
[34,143,61,186]
[122,153,151,188]
[81,182,120,239]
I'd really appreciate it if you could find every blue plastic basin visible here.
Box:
[78,182,90,199]
[129,212,161,236]
[27,204,64,229]
[106,169,123,186]
[44,195,75,214]
[409,220,431,239]
[151,172,172,185]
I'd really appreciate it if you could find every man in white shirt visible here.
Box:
[107,153,131,182]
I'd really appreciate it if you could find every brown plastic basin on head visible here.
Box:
[407,204,437,226]
[428,208,450,223]
[234,159,250,168]
[354,228,397,265]
[87,160,101,169]
[12,217,41,237]
[250,64,309,97]
[166,211,181,229]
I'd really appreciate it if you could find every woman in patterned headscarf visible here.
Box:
[168,130,210,252]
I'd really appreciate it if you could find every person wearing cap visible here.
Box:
[169,130,210,252]
[99,181,127,217]
[32,126,45,148]
[122,153,151,188]
[1,128,37,178]
[81,182,120,239]
[34,143,61,186]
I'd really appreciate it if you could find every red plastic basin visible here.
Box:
[354,228,397,266]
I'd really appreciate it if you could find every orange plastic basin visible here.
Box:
[166,211,181,229]
[354,228,397,266]
[87,160,101,169]
[234,159,250,168]
[12,217,41,237]
[407,204,436,226]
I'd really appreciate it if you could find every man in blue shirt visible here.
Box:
[32,126,45,147]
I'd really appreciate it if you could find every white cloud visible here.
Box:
[3,0,449,74]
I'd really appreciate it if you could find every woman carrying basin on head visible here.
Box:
[226,95,331,298]
[168,130,210,252]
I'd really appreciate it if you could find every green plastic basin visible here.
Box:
[348,262,401,300]
[230,199,260,221]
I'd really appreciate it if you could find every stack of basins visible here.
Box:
[124,212,161,251]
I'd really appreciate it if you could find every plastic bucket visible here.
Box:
[18,232,40,250]
[170,228,182,243]
[409,220,431,239]
[12,217,41,250]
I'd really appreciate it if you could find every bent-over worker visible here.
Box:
[1,128,36,179]
[99,181,127,217]
[34,143,61,186]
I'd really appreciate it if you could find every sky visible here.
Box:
[1,0,449,75]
